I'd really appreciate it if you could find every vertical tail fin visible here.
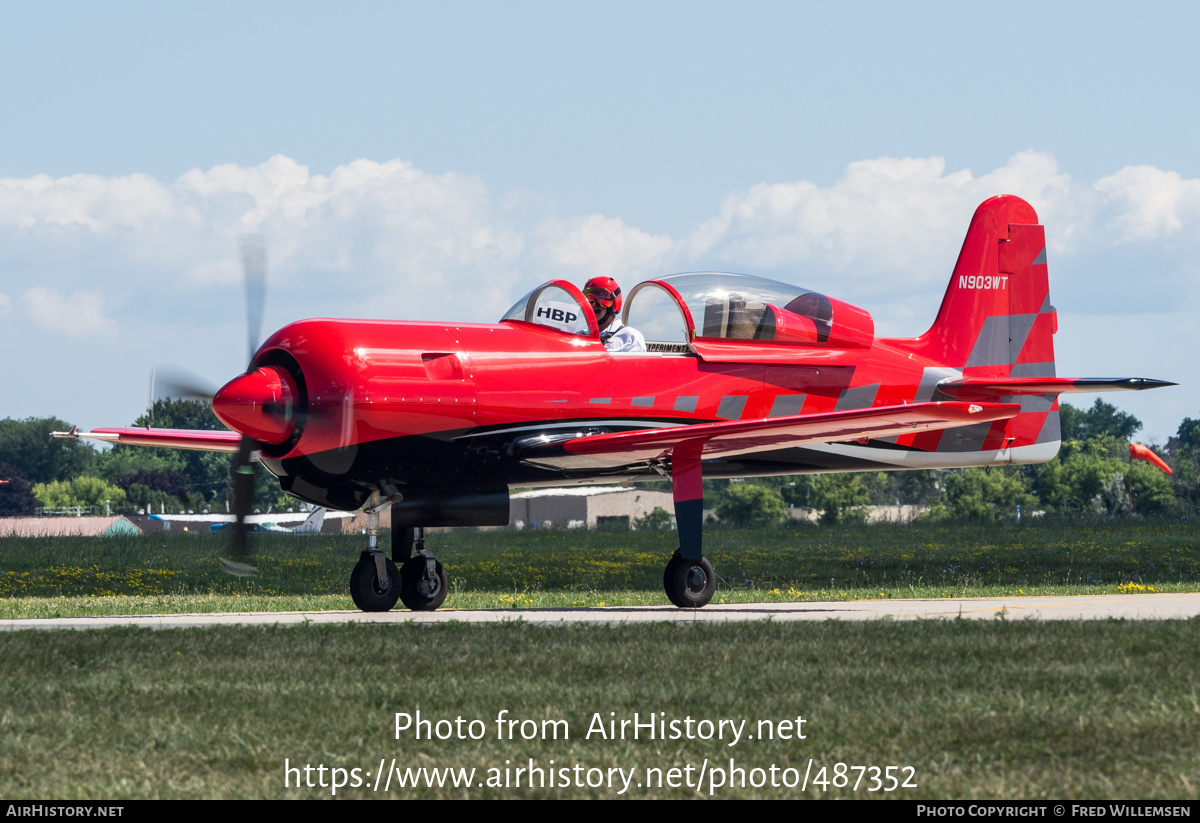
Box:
[906,195,1061,460]
[296,506,326,534]
[914,194,1057,377]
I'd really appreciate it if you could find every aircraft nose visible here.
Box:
[212,366,298,444]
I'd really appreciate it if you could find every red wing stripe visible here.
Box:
[561,401,1021,463]
[54,427,243,453]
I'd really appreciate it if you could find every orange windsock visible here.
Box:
[1130,443,1172,474]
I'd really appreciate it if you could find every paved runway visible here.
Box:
[2,592,1198,630]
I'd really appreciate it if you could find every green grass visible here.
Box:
[1,518,1198,617]
[0,620,1197,799]
[2,520,1198,799]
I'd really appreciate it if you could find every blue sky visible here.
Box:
[1,1,1197,441]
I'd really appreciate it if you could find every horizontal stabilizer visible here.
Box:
[561,401,1020,465]
[937,377,1176,398]
[51,426,243,453]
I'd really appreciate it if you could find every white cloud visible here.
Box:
[18,287,116,339]
[682,151,1079,284]
[0,171,174,233]
[2,150,1199,334]
[0,156,530,324]
[1093,165,1200,243]
[533,215,673,282]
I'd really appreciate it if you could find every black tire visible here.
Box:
[349,554,401,612]
[663,551,685,607]
[400,556,449,611]
[665,552,715,608]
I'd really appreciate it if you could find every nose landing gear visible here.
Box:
[348,494,448,613]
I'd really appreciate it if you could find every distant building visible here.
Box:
[133,510,356,534]
[509,487,676,530]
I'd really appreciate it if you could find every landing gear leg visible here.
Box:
[392,526,415,563]
[662,440,716,608]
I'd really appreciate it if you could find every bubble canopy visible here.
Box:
[501,272,873,349]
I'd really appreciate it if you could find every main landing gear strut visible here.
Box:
[349,493,447,612]
[661,439,717,608]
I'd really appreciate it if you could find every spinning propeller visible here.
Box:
[224,235,269,575]
[152,235,273,576]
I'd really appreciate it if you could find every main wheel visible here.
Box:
[663,553,685,607]
[663,550,716,608]
[349,553,402,612]
[399,556,449,611]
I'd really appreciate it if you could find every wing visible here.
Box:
[50,426,242,453]
[557,401,1021,466]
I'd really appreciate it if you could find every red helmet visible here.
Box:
[583,276,622,315]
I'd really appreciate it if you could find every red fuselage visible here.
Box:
[231,309,1050,517]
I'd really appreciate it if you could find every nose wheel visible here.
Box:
[663,549,716,608]
[393,525,448,611]
[349,552,402,612]
[399,554,448,611]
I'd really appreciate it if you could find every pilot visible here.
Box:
[583,276,646,353]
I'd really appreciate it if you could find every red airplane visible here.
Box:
[55,195,1173,611]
